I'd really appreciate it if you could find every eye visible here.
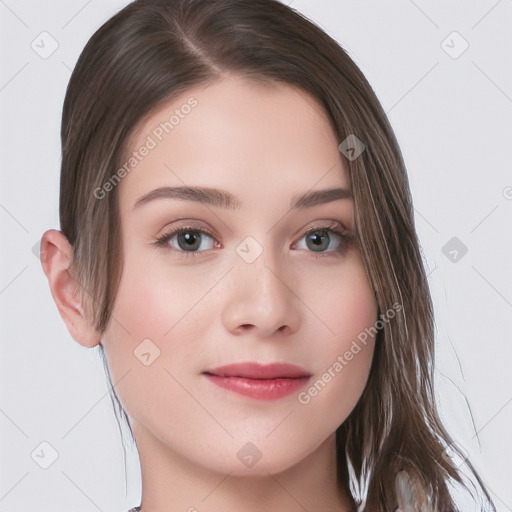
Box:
[154,225,218,257]
[293,222,355,259]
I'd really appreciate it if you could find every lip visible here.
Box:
[202,362,312,400]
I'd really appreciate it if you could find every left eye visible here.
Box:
[294,227,349,253]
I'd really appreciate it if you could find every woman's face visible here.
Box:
[102,75,378,475]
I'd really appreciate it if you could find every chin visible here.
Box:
[199,440,311,477]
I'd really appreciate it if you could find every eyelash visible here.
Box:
[153,221,355,260]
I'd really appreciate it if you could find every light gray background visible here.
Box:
[1,1,511,511]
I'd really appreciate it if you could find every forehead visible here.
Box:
[118,75,349,212]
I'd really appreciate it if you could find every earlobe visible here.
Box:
[39,229,101,348]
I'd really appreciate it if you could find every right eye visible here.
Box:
[154,225,220,257]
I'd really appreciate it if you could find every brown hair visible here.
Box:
[59,0,495,510]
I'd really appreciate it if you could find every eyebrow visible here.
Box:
[132,185,353,211]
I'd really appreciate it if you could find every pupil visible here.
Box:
[308,231,328,251]
[179,231,200,250]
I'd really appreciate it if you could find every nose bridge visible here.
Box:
[222,232,300,336]
[237,233,286,306]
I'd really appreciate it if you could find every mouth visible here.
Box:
[202,362,312,400]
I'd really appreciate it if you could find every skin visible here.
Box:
[41,75,378,512]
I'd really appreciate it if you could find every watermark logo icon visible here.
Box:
[442,441,469,469]
[338,134,366,161]
[441,31,469,59]
[31,31,59,59]
[32,239,41,260]
[442,236,468,263]
[134,338,161,366]
[236,236,263,264]
[31,441,59,469]
[236,442,262,468]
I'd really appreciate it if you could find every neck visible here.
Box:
[132,422,355,512]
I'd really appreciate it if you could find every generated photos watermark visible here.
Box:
[297,302,402,405]
[93,96,198,200]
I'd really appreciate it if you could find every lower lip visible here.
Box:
[203,374,311,400]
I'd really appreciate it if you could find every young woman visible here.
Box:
[40,0,496,510]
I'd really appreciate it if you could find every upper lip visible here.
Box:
[203,362,312,380]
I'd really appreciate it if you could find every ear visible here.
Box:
[39,229,101,348]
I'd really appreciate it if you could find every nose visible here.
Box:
[221,243,302,339]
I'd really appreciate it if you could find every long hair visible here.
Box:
[59,0,496,509]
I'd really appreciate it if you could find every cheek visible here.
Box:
[298,257,378,414]
[306,254,377,350]
[100,249,217,404]
[111,245,214,338]
[100,271,194,435]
